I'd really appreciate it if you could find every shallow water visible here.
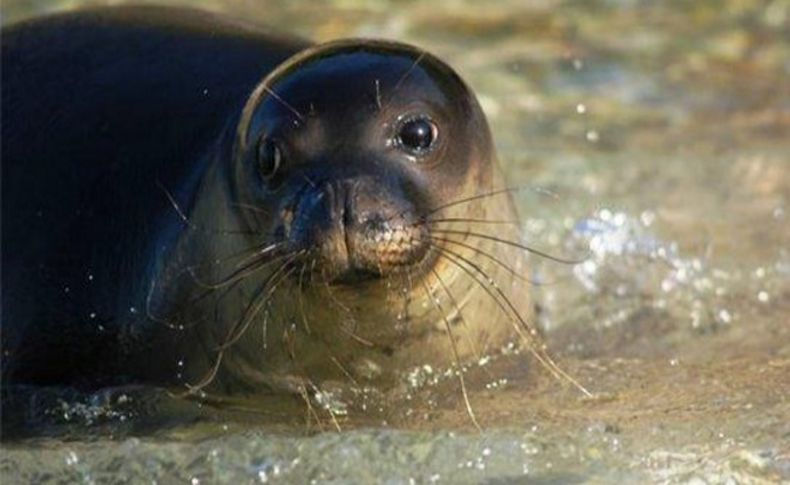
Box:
[2,0,789,483]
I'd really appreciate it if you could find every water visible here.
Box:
[2,0,788,483]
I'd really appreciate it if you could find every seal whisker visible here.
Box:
[429,266,484,365]
[429,244,562,381]
[382,185,558,228]
[232,242,283,270]
[188,245,290,290]
[147,267,255,332]
[321,275,354,315]
[179,292,226,392]
[261,84,305,122]
[391,51,425,97]
[156,179,194,229]
[177,240,282,281]
[148,240,286,328]
[398,272,412,331]
[405,269,416,324]
[374,78,382,110]
[338,326,377,348]
[329,355,360,388]
[307,380,342,432]
[299,384,326,432]
[432,235,573,287]
[182,252,301,395]
[421,278,481,431]
[215,251,303,352]
[301,173,317,189]
[282,329,343,431]
[432,229,588,265]
[423,217,521,226]
[161,242,287,329]
[157,179,261,236]
[430,243,592,397]
[416,185,561,221]
[230,202,271,215]
[182,348,224,396]
[261,302,272,351]
[430,235,541,285]
[297,255,312,335]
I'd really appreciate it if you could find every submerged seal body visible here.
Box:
[1,7,535,398]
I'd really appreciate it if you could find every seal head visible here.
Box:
[231,40,495,286]
[144,39,528,394]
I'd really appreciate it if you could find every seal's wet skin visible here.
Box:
[1,6,579,430]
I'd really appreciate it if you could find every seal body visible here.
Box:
[1,7,533,396]
[1,7,308,387]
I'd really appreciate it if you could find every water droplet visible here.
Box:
[640,210,656,226]
[757,291,770,303]
[576,103,587,114]
[65,451,79,466]
[586,130,600,142]
[717,309,732,324]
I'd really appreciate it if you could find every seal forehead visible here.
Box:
[250,41,473,127]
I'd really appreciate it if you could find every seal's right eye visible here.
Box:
[257,136,282,181]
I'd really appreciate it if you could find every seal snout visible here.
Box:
[290,179,430,284]
[349,215,430,275]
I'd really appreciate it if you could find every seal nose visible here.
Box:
[290,178,430,283]
[344,182,430,276]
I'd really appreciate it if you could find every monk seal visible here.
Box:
[1,7,582,421]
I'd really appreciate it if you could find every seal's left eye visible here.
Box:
[396,117,438,155]
[257,136,282,181]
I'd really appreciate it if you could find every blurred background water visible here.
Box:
[2,0,788,483]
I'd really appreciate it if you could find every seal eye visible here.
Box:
[396,117,438,155]
[257,136,282,181]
